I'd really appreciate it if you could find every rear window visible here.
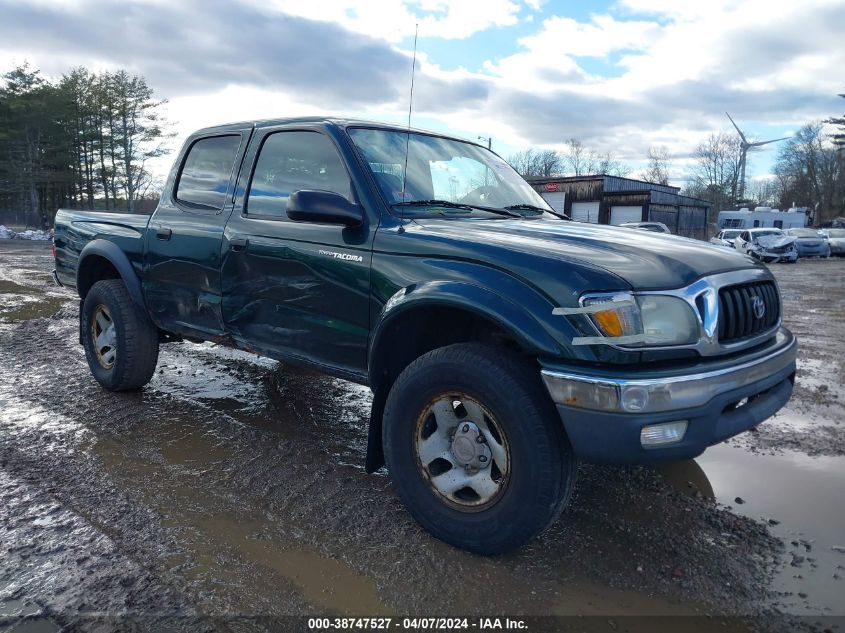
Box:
[176,135,241,210]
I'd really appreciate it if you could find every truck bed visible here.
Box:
[54,209,151,289]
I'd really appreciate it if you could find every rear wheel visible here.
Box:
[81,279,159,391]
[382,343,576,554]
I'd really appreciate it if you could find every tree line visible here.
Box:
[508,139,629,181]
[0,63,171,228]
[509,93,845,225]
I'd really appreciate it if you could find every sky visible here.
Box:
[1,0,843,187]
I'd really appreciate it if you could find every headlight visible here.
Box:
[580,293,700,346]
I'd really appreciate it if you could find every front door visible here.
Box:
[221,126,376,376]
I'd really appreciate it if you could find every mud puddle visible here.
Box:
[0,279,70,321]
[660,443,845,615]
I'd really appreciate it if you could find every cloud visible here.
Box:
[2,0,843,177]
[248,0,525,42]
[0,0,410,105]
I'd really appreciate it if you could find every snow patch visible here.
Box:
[0,226,52,241]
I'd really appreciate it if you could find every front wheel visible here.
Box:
[81,279,160,391]
[382,343,576,554]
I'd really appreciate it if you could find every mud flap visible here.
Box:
[78,299,84,345]
[365,384,389,473]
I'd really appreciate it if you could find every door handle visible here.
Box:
[156,227,172,241]
[229,237,249,252]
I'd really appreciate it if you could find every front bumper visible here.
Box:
[755,249,798,263]
[795,244,829,257]
[541,328,797,463]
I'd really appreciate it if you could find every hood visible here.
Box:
[755,234,796,249]
[411,217,762,290]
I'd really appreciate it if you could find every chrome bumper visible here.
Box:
[542,330,797,415]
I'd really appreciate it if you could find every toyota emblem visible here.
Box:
[752,295,765,319]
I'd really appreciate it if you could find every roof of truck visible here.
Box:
[192,116,478,145]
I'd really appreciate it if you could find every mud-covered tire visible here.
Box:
[81,279,159,391]
[382,343,576,555]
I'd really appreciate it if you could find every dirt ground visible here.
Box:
[0,239,843,632]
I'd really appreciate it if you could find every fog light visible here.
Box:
[640,421,688,447]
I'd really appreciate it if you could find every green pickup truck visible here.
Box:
[54,117,796,554]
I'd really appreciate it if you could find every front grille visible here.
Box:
[717,281,779,343]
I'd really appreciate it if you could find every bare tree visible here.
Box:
[641,145,672,185]
[774,122,841,223]
[562,138,590,176]
[746,178,779,207]
[507,148,562,178]
[560,139,627,177]
[825,91,845,216]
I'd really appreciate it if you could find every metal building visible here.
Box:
[527,175,711,240]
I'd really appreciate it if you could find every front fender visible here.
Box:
[78,239,146,309]
[369,279,565,371]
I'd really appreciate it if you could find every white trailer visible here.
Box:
[717,207,808,230]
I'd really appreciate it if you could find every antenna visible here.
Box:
[400,23,419,221]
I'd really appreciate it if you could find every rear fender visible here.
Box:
[77,239,145,310]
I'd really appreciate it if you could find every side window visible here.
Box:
[176,135,241,210]
[247,131,352,219]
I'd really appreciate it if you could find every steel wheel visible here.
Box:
[91,304,117,369]
[414,393,510,511]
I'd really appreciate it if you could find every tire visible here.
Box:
[382,343,576,554]
[81,279,159,391]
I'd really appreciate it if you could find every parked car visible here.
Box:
[52,117,796,554]
[783,228,830,258]
[710,229,742,248]
[619,221,671,234]
[820,228,845,256]
[734,228,798,263]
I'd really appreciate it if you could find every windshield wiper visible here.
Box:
[395,199,522,218]
[504,204,571,220]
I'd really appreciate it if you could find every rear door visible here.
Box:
[221,125,377,376]
[144,129,250,338]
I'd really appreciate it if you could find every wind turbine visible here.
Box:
[725,112,789,201]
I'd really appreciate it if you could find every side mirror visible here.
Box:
[286,190,363,227]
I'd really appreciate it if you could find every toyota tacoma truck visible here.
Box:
[53,118,797,554]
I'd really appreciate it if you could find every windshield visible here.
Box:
[348,128,553,217]
[827,229,845,237]
[786,229,819,237]
[753,230,782,238]
[722,230,740,239]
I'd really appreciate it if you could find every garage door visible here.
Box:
[540,191,566,213]
[610,205,643,225]
[571,201,599,223]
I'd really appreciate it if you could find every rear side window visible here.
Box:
[176,135,241,210]
[246,131,352,219]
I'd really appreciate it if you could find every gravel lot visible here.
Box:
[0,239,843,632]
